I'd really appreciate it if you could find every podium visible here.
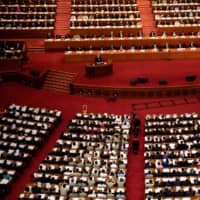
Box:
[85,60,113,77]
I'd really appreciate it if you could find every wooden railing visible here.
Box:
[45,36,200,51]
[70,83,200,98]
[0,69,48,89]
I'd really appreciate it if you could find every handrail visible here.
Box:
[70,82,200,98]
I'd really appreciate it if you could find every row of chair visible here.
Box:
[0,13,55,20]
[0,104,61,198]
[71,6,138,12]
[152,0,200,32]
[70,0,141,36]
[145,112,200,199]
[0,0,56,34]
[0,6,56,12]
[65,42,198,52]
[19,112,130,199]
[0,21,54,28]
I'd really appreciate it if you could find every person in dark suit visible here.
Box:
[95,54,104,65]
[133,138,139,154]
[165,43,170,50]
[149,31,156,37]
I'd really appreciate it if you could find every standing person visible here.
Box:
[95,54,104,65]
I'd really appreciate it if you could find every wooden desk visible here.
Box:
[86,61,112,77]
[70,26,142,36]
[0,28,54,38]
[65,48,200,62]
[157,25,200,35]
[45,36,200,51]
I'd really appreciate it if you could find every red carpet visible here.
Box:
[25,52,200,87]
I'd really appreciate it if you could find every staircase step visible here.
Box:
[54,30,70,35]
[56,15,70,20]
[56,26,70,30]
[47,72,75,77]
[43,86,70,93]
[55,24,69,28]
[56,21,70,25]
[55,27,69,30]
[139,7,152,12]
[56,8,69,12]
[142,13,153,16]
[42,69,77,94]
[43,88,69,93]
[57,2,70,6]
[44,78,72,84]
[43,83,69,89]
[143,25,156,29]
[44,76,72,81]
[49,70,76,76]
[57,1,71,3]
[143,21,156,25]
[44,77,72,85]
[44,77,72,86]
[43,84,69,90]
[57,5,70,9]
[46,77,74,82]
[138,0,157,36]
[56,13,71,15]
[142,18,155,21]
[55,22,70,28]
[43,84,70,90]
[55,0,71,36]
[137,3,151,7]
[44,76,72,82]
[56,20,69,23]
[48,75,76,79]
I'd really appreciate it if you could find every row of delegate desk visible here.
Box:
[71,10,139,16]
[157,25,200,35]
[70,23,142,37]
[70,0,141,37]
[64,48,200,62]
[0,1,56,37]
[152,2,200,8]
[45,35,200,50]
[44,35,200,62]
[152,1,200,34]
[71,0,137,5]
[144,112,200,199]
[0,28,54,38]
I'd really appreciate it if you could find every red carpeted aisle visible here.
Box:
[54,0,71,36]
